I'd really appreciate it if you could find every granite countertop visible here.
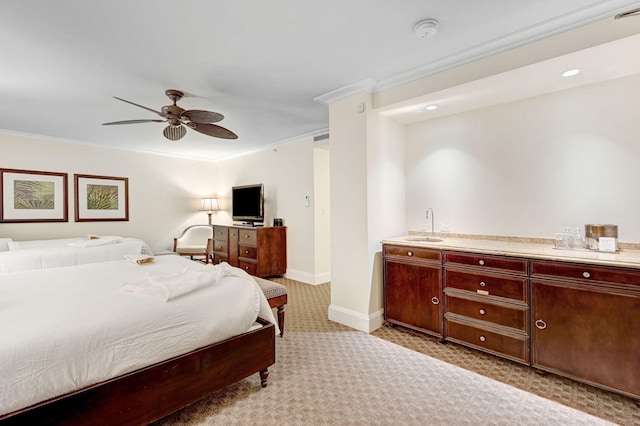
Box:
[381,233,640,270]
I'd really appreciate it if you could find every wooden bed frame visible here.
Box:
[0,318,275,426]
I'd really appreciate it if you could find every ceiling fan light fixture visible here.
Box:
[163,125,186,141]
[104,89,237,141]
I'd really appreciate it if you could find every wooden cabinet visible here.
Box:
[213,226,286,278]
[383,241,640,401]
[212,226,229,264]
[444,252,530,364]
[383,245,443,337]
[530,260,640,400]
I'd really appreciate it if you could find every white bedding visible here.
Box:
[0,237,152,273]
[0,255,277,416]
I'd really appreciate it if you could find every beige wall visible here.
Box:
[0,133,217,249]
[313,146,331,283]
[326,20,640,332]
[210,139,319,283]
[0,133,324,283]
[405,73,640,242]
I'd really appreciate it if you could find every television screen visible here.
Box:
[232,184,264,224]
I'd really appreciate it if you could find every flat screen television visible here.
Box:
[232,184,264,225]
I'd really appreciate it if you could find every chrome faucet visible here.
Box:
[426,208,435,237]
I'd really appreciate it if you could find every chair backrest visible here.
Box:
[176,225,213,247]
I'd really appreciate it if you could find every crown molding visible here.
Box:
[315,0,640,102]
[313,78,377,105]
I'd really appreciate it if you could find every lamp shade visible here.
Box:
[200,198,220,212]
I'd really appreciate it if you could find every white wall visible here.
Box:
[313,146,331,283]
[211,139,318,283]
[366,112,405,315]
[404,73,640,242]
[328,92,373,330]
[327,93,407,332]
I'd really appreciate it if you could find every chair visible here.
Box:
[254,277,288,337]
[173,225,213,264]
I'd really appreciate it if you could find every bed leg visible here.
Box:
[277,306,285,337]
[259,369,269,388]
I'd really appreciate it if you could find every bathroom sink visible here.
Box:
[403,236,443,243]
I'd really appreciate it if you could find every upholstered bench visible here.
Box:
[253,277,288,337]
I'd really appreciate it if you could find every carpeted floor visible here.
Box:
[156,278,640,425]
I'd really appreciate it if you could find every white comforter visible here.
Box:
[0,237,152,273]
[0,255,277,416]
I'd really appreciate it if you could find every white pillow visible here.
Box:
[0,238,12,252]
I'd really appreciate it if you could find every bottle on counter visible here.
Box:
[572,227,585,249]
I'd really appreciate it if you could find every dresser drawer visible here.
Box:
[238,229,257,245]
[238,260,257,275]
[238,245,257,259]
[531,260,640,287]
[446,294,527,331]
[212,226,228,241]
[445,269,528,302]
[446,317,529,364]
[213,241,228,253]
[384,245,441,262]
[445,252,528,274]
[212,255,228,265]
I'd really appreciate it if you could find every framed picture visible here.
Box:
[74,174,129,222]
[0,168,68,223]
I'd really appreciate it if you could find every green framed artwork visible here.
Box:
[74,174,129,221]
[0,168,68,223]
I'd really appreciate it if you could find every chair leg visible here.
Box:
[276,306,285,337]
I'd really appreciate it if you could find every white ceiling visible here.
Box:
[1,1,640,161]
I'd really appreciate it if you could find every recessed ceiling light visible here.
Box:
[425,104,438,111]
[562,69,580,77]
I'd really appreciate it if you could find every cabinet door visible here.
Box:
[531,279,640,398]
[384,259,442,337]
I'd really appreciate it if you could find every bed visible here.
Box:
[0,254,277,425]
[0,236,152,273]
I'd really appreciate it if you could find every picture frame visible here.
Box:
[74,174,129,222]
[0,168,68,223]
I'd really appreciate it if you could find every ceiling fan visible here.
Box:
[102,89,238,141]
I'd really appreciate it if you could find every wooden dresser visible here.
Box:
[382,240,640,403]
[383,245,443,338]
[212,225,286,278]
[530,260,640,400]
[444,252,530,364]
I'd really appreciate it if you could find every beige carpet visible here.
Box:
[155,279,639,425]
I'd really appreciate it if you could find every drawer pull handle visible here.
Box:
[431,297,440,305]
[479,309,486,315]
[245,266,250,270]
[479,336,486,342]
[245,250,249,254]
[582,271,591,278]
[479,281,486,287]
[245,235,251,238]
[535,319,547,330]
[407,251,414,257]
[479,260,485,266]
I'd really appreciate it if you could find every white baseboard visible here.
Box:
[284,269,331,285]
[328,304,384,333]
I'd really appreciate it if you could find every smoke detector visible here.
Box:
[414,19,439,39]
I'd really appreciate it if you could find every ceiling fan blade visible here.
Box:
[190,123,238,139]
[163,124,186,141]
[180,110,224,123]
[102,119,165,125]
[113,96,163,116]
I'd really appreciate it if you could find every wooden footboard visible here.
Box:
[0,319,275,426]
